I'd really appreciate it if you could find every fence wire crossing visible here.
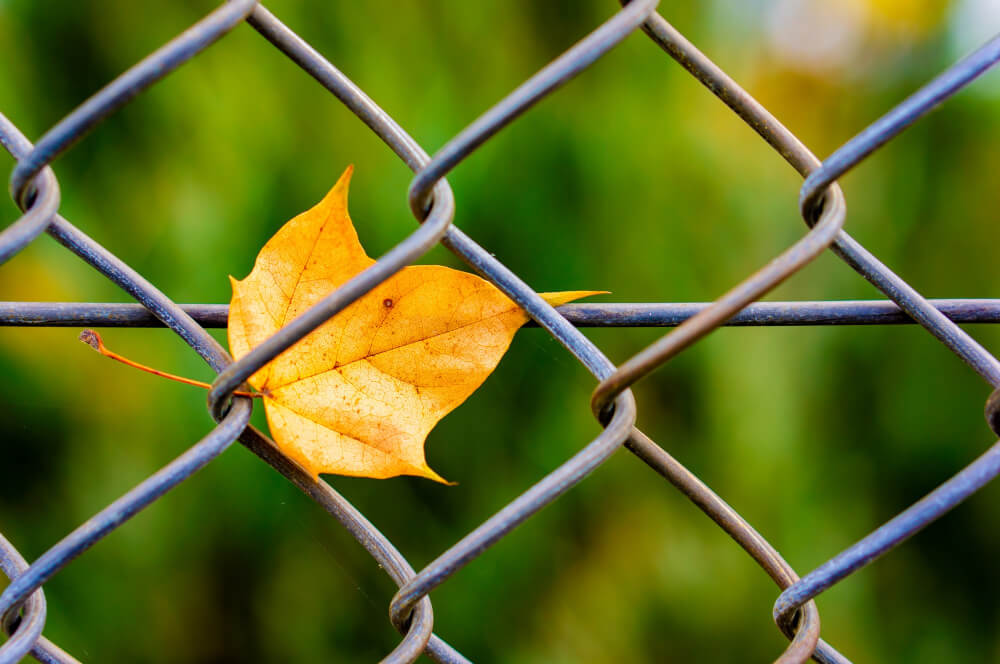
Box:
[1,2,999,662]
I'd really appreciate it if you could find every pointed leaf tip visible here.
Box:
[539,290,608,308]
[320,164,354,208]
[419,465,453,485]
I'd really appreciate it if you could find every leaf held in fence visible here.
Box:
[227,166,599,481]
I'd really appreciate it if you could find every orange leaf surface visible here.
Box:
[228,166,599,482]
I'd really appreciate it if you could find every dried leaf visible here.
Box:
[228,166,599,481]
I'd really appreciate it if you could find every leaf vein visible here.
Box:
[267,305,518,391]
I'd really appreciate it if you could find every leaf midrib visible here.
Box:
[264,304,519,392]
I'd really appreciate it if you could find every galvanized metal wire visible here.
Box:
[1,2,998,662]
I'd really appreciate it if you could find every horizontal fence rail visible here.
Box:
[0,2,998,663]
[2,300,1000,328]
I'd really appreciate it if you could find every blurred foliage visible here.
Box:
[1,0,999,662]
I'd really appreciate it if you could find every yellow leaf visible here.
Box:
[228,166,600,482]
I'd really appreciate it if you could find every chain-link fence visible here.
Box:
[1,2,999,662]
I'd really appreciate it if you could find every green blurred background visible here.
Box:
[1,0,1000,661]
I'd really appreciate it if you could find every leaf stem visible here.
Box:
[79,329,261,398]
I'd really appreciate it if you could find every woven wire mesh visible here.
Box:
[1,2,1000,662]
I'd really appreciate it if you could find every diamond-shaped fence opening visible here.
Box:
[1,2,999,662]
